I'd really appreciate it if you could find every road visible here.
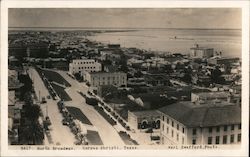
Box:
[55,70,125,145]
[28,67,76,145]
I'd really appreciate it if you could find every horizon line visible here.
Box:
[8,26,241,30]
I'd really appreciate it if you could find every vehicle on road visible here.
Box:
[41,97,47,103]
[62,119,70,126]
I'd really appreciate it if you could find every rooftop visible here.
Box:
[129,110,159,117]
[192,92,230,98]
[89,71,126,75]
[158,101,241,127]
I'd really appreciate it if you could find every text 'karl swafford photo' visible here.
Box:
[1,1,249,157]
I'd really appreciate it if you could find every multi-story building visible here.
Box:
[84,71,127,88]
[69,59,102,75]
[158,101,241,145]
[190,44,214,58]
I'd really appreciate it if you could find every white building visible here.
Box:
[69,59,102,76]
[190,44,214,58]
[84,71,127,88]
[158,101,241,145]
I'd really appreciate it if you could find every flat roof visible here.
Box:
[130,110,159,117]
[192,92,230,98]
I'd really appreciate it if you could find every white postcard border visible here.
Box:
[1,1,249,156]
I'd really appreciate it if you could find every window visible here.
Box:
[216,126,220,132]
[223,135,227,144]
[162,116,165,121]
[208,137,212,144]
[177,124,179,130]
[237,134,241,142]
[208,127,213,133]
[230,135,234,143]
[192,139,196,145]
[192,128,197,135]
[216,136,220,144]
[167,118,169,124]
[238,124,241,130]
[167,127,169,134]
[231,125,234,131]
[177,133,179,141]
[224,125,228,131]
[171,130,174,137]
[172,121,174,127]
[182,128,185,134]
[182,137,185,144]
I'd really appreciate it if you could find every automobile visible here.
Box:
[47,95,51,99]
[62,119,69,126]
[41,97,47,103]
[45,116,52,125]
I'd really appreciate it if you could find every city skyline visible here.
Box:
[9,8,241,29]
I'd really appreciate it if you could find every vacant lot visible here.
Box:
[66,106,92,125]
[86,130,103,145]
[51,83,72,101]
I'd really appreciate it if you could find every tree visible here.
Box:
[134,71,143,78]
[25,104,42,122]
[211,66,225,84]
[18,74,32,100]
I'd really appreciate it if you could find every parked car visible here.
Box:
[62,119,69,126]
[41,97,47,103]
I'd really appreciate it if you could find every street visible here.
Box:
[28,67,76,145]
[49,70,125,145]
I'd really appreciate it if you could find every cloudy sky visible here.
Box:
[9,8,241,29]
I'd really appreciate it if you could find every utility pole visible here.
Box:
[46,104,48,117]
[39,90,41,102]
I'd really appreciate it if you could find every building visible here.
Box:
[144,73,171,86]
[190,44,214,58]
[69,59,102,76]
[84,71,127,88]
[158,102,241,145]
[191,92,230,104]
[8,70,24,98]
[8,70,24,144]
[108,44,120,49]
[127,110,161,132]
[208,57,240,65]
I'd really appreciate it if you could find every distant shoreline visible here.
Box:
[8,27,241,31]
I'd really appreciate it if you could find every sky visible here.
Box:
[8,8,241,29]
